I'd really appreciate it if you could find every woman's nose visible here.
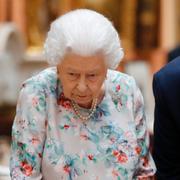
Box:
[77,77,87,92]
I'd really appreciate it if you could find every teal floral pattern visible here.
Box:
[10,67,156,179]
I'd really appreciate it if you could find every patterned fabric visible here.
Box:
[10,67,156,180]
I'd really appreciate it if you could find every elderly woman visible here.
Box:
[10,9,156,179]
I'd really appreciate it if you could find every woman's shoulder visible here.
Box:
[105,70,138,112]
[22,67,58,92]
[107,69,136,89]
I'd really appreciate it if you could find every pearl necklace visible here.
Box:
[71,98,98,122]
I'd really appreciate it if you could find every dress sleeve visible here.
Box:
[10,82,47,179]
[131,78,156,179]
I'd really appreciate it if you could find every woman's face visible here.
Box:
[57,53,107,107]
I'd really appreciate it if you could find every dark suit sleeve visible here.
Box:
[153,74,180,180]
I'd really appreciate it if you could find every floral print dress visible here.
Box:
[10,67,156,180]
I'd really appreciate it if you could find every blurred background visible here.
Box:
[0,0,180,179]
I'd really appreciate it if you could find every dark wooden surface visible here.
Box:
[0,105,15,136]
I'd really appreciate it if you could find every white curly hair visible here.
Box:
[44,9,124,69]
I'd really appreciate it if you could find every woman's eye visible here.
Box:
[67,73,78,80]
[87,74,97,80]
[68,73,76,76]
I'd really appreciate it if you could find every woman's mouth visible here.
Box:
[74,94,91,100]
[78,95,87,98]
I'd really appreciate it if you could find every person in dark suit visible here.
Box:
[153,56,180,179]
[168,45,180,62]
